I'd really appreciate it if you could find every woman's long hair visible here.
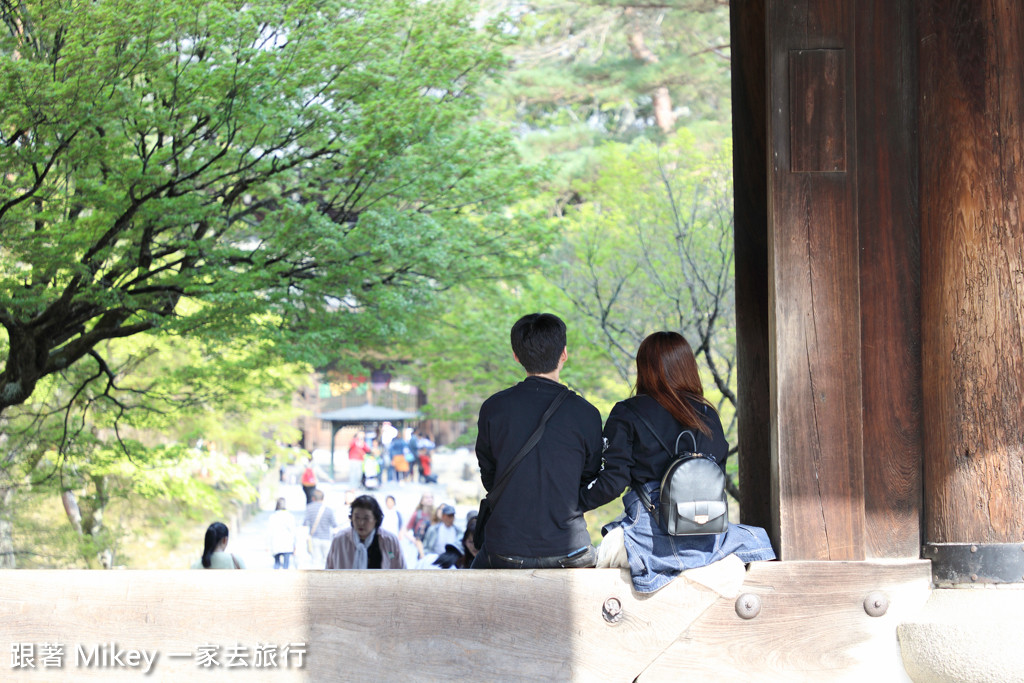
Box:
[634,331,716,436]
[201,522,230,569]
[415,493,434,515]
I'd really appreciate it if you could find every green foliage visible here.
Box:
[407,129,737,450]
[491,0,731,152]
[0,326,295,567]
[551,129,736,426]
[400,263,627,445]
[0,0,547,414]
[422,0,738,445]
[0,0,745,558]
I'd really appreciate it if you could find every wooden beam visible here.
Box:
[744,0,924,560]
[731,0,773,532]
[637,561,931,681]
[854,0,922,559]
[0,564,932,681]
[768,0,865,560]
[0,569,717,681]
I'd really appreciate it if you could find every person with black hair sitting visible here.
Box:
[325,495,405,569]
[471,312,603,569]
[191,522,245,569]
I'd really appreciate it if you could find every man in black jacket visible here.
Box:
[471,313,603,569]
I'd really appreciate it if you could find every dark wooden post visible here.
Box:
[730,0,772,532]
[735,0,922,560]
[919,1,1024,582]
[765,0,865,560]
[854,1,923,560]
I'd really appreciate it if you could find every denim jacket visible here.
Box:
[607,480,776,593]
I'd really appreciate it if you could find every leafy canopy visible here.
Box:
[0,0,546,414]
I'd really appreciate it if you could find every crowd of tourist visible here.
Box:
[344,425,437,489]
[193,488,475,571]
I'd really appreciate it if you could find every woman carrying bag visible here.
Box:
[580,331,775,593]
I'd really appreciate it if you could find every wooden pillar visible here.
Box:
[919,1,1024,582]
[738,0,922,561]
[766,0,865,560]
[731,0,772,531]
[854,0,922,559]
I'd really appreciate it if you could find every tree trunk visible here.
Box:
[0,487,14,569]
[626,28,676,133]
[61,490,83,536]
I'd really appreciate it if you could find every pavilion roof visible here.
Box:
[316,402,420,425]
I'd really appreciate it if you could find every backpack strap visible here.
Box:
[621,401,698,515]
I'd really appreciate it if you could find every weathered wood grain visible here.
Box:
[735,0,925,561]
[768,0,865,560]
[0,563,934,682]
[637,561,932,682]
[854,0,922,559]
[0,569,719,681]
[919,0,1024,543]
[790,49,847,173]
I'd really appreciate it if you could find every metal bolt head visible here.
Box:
[602,597,623,624]
[735,593,761,620]
[864,592,889,617]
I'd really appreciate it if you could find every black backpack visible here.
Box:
[624,403,728,536]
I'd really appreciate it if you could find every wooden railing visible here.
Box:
[1,561,933,681]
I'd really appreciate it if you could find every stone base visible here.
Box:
[899,586,1024,682]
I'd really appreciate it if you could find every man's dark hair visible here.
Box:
[510,313,567,374]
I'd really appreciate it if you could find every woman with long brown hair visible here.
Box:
[581,331,774,593]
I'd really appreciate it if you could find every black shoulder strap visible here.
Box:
[621,401,694,458]
[487,388,571,510]
[621,400,697,514]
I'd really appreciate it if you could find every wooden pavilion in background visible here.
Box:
[316,403,420,479]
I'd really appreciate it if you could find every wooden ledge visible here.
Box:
[640,560,932,681]
[1,561,932,681]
